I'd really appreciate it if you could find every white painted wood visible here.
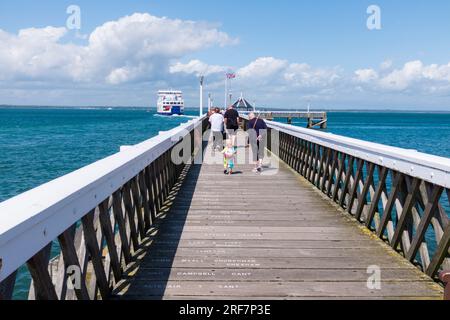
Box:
[0,116,206,281]
[242,116,450,188]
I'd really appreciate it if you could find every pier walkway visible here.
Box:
[112,139,443,299]
[0,115,449,300]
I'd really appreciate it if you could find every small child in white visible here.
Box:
[221,139,236,175]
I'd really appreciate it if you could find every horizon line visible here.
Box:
[1,104,450,113]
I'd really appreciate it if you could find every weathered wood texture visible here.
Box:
[0,119,208,300]
[267,127,450,280]
[113,136,443,300]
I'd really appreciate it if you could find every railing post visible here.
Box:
[0,262,17,300]
[440,271,450,300]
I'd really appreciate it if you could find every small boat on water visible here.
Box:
[157,90,185,116]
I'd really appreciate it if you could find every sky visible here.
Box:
[1,0,450,110]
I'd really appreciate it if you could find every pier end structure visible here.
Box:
[240,111,328,129]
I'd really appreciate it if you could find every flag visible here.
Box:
[226,73,236,79]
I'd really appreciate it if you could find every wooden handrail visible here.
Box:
[241,116,450,293]
[0,116,208,300]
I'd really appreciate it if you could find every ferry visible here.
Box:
[157,90,185,116]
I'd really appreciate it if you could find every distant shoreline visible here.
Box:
[1,105,450,113]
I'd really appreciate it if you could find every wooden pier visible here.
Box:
[0,115,449,300]
[113,145,442,299]
[241,111,328,128]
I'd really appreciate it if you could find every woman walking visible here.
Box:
[247,112,268,173]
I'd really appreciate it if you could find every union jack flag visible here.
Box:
[226,73,236,79]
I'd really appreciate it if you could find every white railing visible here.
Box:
[0,116,206,283]
[266,119,450,188]
[241,116,450,281]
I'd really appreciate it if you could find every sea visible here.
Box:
[0,107,449,299]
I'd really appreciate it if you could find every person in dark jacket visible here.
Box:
[247,112,268,173]
[224,106,240,146]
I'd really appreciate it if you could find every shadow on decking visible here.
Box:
[112,162,203,300]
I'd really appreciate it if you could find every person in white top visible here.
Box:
[209,108,224,151]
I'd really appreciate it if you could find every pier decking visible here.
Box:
[113,142,442,299]
[1,115,449,300]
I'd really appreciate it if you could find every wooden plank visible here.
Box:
[138,256,414,269]
[0,271,17,300]
[112,190,132,264]
[152,231,370,241]
[347,158,364,214]
[138,171,152,230]
[377,172,404,238]
[122,182,140,249]
[131,268,433,282]
[26,247,58,300]
[149,161,161,214]
[130,177,146,239]
[319,148,332,192]
[326,150,338,197]
[355,162,375,221]
[365,166,388,229]
[118,281,442,299]
[298,140,308,175]
[293,138,302,173]
[332,153,346,202]
[150,240,384,251]
[426,222,450,277]
[144,167,156,222]
[309,144,320,183]
[81,210,110,300]
[391,177,421,249]
[339,155,354,208]
[143,247,403,258]
[406,185,444,262]
[98,199,122,283]
[57,228,90,300]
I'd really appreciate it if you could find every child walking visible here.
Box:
[222,139,236,175]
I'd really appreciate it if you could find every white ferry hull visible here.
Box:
[157,106,184,116]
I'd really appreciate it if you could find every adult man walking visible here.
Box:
[209,108,224,151]
[224,105,240,146]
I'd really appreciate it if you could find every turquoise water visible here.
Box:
[0,108,199,203]
[292,111,450,158]
[0,107,449,299]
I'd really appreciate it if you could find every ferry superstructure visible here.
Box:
[157,90,185,115]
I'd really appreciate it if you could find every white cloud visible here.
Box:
[2,12,450,109]
[237,57,288,80]
[169,60,228,76]
[380,59,393,70]
[284,63,341,88]
[233,57,341,93]
[354,68,378,83]
[0,13,237,85]
[354,60,450,93]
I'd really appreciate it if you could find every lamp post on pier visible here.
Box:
[208,93,212,111]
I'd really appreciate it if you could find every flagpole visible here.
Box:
[224,75,228,109]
